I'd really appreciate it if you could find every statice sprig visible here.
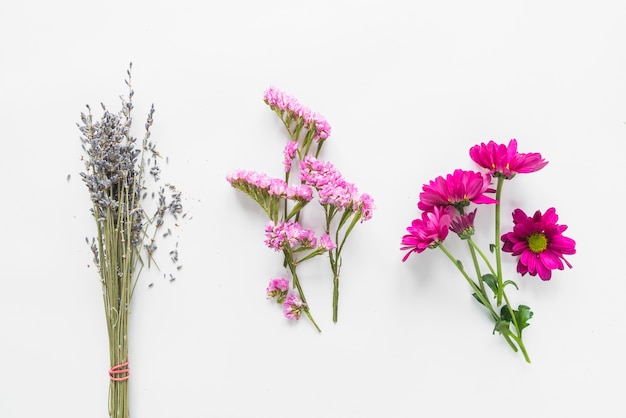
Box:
[401,139,575,363]
[228,87,374,331]
[79,64,183,418]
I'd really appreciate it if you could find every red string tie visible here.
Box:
[109,361,130,382]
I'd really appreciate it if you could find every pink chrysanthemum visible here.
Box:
[501,207,576,281]
[266,278,290,303]
[283,293,304,320]
[400,206,452,261]
[449,209,477,240]
[469,138,548,179]
[418,169,498,213]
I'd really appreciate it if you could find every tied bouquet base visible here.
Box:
[228,87,374,331]
[401,139,576,363]
[79,64,183,418]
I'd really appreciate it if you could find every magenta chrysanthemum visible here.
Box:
[418,169,498,213]
[469,138,548,179]
[400,206,452,261]
[449,209,477,239]
[283,293,304,320]
[501,207,576,280]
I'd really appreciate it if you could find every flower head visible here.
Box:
[449,209,477,240]
[283,293,304,320]
[264,221,317,251]
[418,169,497,213]
[401,206,452,261]
[266,278,290,303]
[469,138,548,179]
[501,207,576,280]
[319,233,337,251]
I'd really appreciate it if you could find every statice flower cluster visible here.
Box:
[401,139,575,363]
[228,87,374,331]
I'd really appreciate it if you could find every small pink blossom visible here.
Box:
[264,221,317,251]
[469,138,548,179]
[283,141,299,172]
[266,278,290,303]
[319,233,336,250]
[401,206,452,261]
[283,293,304,320]
[418,169,497,213]
[501,207,576,281]
[354,193,375,222]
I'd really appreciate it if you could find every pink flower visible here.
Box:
[418,169,498,213]
[401,206,452,261]
[283,293,304,320]
[501,207,576,280]
[469,138,548,179]
[283,141,299,172]
[264,221,317,251]
[266,278,290,303]
[354,193,375,222]
[319,233,336,250]
[449,209,477,239]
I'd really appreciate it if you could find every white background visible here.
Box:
[1,1,625,417]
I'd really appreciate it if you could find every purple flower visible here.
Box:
[283,293,304,320]
[401,207,452,261]
[266,278,290,303]
[449,209,477,239]
[469,138,548,179]
[501,207,576,280]
[418,169,498,213]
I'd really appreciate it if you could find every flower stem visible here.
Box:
[285,248,321,332]
[494,177,505,306]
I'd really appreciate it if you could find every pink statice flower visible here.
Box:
[283,141,299,172]
[354,193,375,222]
[401,206,452,261]
[501,207,576,281]
[418,169,498,213]
[285,184,313,202]
[263,86,331,141]
[300,156,342,189]
[319,233,336,251]
[449,209,477,240]
[264,221,317,251]
[266,278,290,303]
[469,138,548,179]
[283,293,304,320]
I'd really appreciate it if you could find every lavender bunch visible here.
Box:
[79,64,182,418]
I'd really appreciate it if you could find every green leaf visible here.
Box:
[500,305,513,322]
[502,279,519,290]
[493,319,511,335]
[515,305,533,333]
[456,259,463,269]
[471,292,485,306]
[500,304,534,335]
[489,243,496,253]
[482,274,498,295]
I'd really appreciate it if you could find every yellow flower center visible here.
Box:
[528,232,547,253]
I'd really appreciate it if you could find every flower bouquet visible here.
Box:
[401,139,576,362]
[78,64,183,417]
[227,87,374,331]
